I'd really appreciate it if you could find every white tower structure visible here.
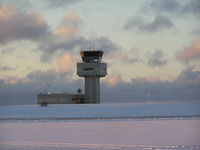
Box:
[77,51,107,103]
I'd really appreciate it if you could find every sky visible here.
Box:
[0,0,200,105]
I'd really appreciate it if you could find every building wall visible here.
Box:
[37,94,85,105]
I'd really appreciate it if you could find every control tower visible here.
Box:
[77,51,107,103]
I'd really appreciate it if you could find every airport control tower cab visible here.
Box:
[77,51,107,103]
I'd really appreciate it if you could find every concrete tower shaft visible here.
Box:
[77,51,107,104]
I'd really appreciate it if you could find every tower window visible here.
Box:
[84,68,93,71]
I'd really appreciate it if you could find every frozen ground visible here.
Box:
[0,119,200,150]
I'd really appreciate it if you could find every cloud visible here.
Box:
[0,69,83,105]
[0,4,49,43]
[178,69,200,83]
[23,8,120,62]
[38,35,120,62]
[103,75,123,86]
[1,0,81,10]
[147,49,167,67]
[38,36,85,61]
[0,75,26,84]
[27,69,73,84]
[124,15,174,33]
[148,0,181,14]
[190,29,200,35]
[55,11,81,37]
[101,69,200,103]
[181,0,200,15]
[0,3,120,63]
[0,68,199,105]
[57,53,76,72]
[91,36,120,53]
[0,47,14,54]
[45,0,81,8]
[32,10,84,61]
[105,47,142,64]
[176,39,200,62]
[146,0,200,17]
[56,26,77,37]
[0,65,15,71]
[0,0,32,9]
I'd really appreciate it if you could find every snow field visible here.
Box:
[0,119,200,150]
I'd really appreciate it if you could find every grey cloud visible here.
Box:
[177,69,200,82]
[38,36,87,61]
[149,0,181,14]
[0,0,32,7]
[26,70,79,93]
[124,15,174,33]
[0,68,199,105]
[144,15,173,32]
[123,16,144,30]
[147,49,167,67]
[0,79,4,87]
[27,70,73,83]
[0,65,15,71]
[182,0,200,16]
[105,47,143,64]
[147,0,200,16]
[46,0,81,8]
[91,36,120,53]
[0,3,119,62]
[0,47,15,54]
[1,0,81,10]
[0,70,83,105]
[190,29,200,35]
[101,69,200,103]
[10,0,32,9]
[38,36,120,62]
[0,5,49,43]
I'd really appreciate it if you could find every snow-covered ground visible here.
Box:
[0,103,200,119]
[0,119,200,150]
[0,103,200,150]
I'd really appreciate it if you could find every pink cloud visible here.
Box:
[56,26,76,37]
[55,10,80,37]
[0,4,18,20]
[67,11,79,21]
[104,75,122,86]
[0,75,27,85]
[176,39,200,61]
[145,76,160,82]
[57,53,76,72]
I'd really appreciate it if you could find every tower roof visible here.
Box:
[80,51,103,62]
